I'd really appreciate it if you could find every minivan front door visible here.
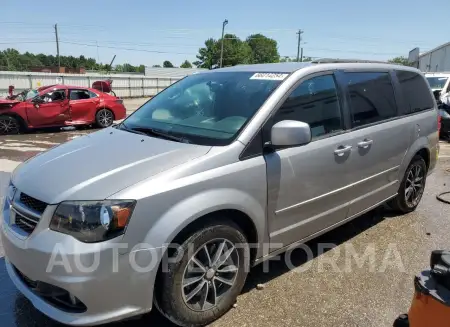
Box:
[265,73,356,247]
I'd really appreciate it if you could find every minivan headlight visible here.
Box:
[50,200,136,243]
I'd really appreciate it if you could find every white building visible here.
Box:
[409,42,450,72]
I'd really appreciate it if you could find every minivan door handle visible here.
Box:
[334,145,352,156]
[357,139,373,149]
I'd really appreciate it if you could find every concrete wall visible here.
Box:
[0,71,184,98]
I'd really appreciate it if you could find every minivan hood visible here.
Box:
[12,128,211,204]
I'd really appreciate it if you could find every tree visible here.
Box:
[122,63,136,72]
[163,60,174,68]
[388,56,412,66]
[152,64,162,68]
[246,34,279,64]
[0,48,151,72]
[114,64,124,72]
[137,64,145,73]
[220,34,252,67]
[180,60,193,68]
[193,38,218,69]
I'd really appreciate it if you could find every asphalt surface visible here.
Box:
[1,99,450,327]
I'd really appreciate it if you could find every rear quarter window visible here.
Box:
[343,72,397,127]
[396,70,434,114]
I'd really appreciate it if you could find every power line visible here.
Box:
[59,38,202,48]
[59,41,198,55]
[0,41,54,44]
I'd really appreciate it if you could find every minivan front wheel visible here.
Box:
[156,221,250,327]
[388,155,427,213]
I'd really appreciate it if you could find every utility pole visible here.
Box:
[220,19,228,68]
[296,29,303,62]
[54,24,60,70]
[300,47,304,62]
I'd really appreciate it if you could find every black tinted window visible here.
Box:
[70,90,91,100]
[344,72,397,127]
[397,71,434,113]
[273,75,343,139]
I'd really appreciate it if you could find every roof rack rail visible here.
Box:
[311,58,389,64]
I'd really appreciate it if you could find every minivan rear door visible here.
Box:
[336,70,410,217]
[265,72,356,247]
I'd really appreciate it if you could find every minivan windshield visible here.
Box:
[426,76,449,90]
[121,72,285,145]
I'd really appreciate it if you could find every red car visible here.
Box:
[0,81,126,135]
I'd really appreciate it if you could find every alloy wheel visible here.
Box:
[182,238,239,312]
[0,117,20,134]
[405,163,425,207]
[98,109,113,127]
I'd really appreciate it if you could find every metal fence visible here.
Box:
[0,71,187,98]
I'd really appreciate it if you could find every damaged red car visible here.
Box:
[0,80,126,135]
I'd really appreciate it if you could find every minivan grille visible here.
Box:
[14,212,39,234]
[19,192,47,214]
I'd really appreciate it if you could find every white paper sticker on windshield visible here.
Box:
[250,73,289,80]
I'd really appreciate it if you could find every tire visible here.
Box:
[95,109,114,128]
[155,220,250,327]
[388,155,427,213]
[0,115,22,135]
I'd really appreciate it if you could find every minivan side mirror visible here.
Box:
[270,120,312,147]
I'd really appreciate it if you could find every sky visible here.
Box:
[1,0,449,68]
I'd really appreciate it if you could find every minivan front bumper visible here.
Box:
[1,200,161,326]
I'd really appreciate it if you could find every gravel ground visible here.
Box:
[0,98,450,327]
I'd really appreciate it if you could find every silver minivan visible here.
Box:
[1,61,439,326]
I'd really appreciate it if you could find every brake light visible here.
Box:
[438,115,442,131]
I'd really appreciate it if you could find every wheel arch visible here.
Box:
[400,136,432,178]
[169,209,259,263]
[415,148,430,170]
[96,107,115,119]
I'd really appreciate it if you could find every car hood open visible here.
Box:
[12,128,211,204]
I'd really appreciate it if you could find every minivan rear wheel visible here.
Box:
[155,221,250,327]
[388,155,427,213]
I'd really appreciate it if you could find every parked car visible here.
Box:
[439,104,450,140]
[425,72,450,102]
[1,61,439,327]
[0,81,126,134]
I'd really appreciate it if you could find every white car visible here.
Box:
[425,72,450,103]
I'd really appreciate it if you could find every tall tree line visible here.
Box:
[0,35,412,72]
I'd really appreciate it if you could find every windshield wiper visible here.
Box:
[119,122,189,143]
[134,127,188,143]
[118,121,148,136]
[123,125,188,143]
